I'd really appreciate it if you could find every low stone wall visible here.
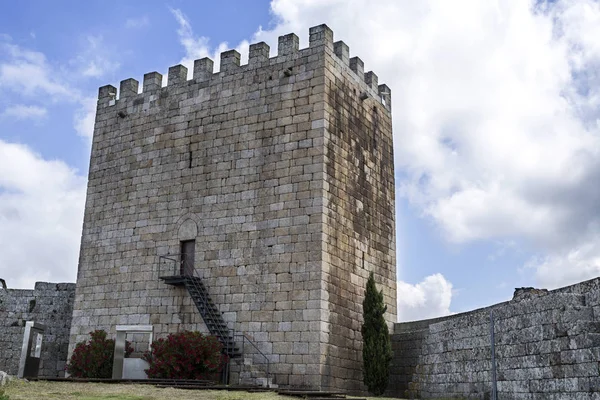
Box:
[390,277,600,400]
[0,282,75,377]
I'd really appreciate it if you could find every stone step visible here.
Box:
[278,390,347,397]
[234,354,273,388]
[305,398,356,400]
[239,376,276,388]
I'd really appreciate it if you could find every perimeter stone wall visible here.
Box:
[69,24,395,391]
[0,282,75,377]
[390,277,600,400]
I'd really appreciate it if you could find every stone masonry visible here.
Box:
[389,277,600,400]
[0,281,75,377]
[68,24,396,392]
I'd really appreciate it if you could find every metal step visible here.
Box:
[180,275,241,357]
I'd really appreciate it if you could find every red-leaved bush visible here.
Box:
[143,331,228,380]
[66,330,133,378]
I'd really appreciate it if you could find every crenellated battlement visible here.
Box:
[98,24,391,112]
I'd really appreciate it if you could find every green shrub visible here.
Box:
[0,388,9,400]
[361,272,393,395]
[66,330,133,378]
[143,331,228,380]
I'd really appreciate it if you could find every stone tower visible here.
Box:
[69,24,396,391]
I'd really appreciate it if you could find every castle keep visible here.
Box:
[68,24,397,391]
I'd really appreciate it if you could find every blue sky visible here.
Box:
[1,0,600,321]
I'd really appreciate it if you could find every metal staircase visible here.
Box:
[158,255,241,358]
[184,275,241,357]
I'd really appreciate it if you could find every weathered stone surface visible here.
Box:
[0,371,11,386]
[513,287,549,301]
[389,277,600,400]
[0,282,75,377]
[69,25,395,392]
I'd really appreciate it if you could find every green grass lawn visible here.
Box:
[3,381,282,400]
[2,380,404,400]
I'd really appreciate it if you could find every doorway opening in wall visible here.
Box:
[180,240,195,276]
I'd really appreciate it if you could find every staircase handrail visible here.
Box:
[157,253,237,351]
[237,332,271,388]
[158,254,272,387]
[157,254,179,278]
[188,273,233,340]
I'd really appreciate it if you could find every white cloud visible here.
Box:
[73,97,97,139]
[0,140,86,289]
[525,238,600,289]
[397,274,453,321]
[170,8,214,75]
[169,8,249,77]
[125,15,150,29]
[249,0,600,289]
[0,39,93,290]
[0,38,98,143]
[0,41,70,97]
[71,35,120,78]
[1,104,47,120]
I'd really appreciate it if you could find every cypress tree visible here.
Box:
[361,271,392,395]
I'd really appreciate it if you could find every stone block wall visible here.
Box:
[69,24,395,391]
[389,314,458,396]
[390,277,600,399]
[0,282,75,377]
[320,34,396,391]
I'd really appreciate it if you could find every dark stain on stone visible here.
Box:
[323,70,395,392]
[28,299,36,313]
